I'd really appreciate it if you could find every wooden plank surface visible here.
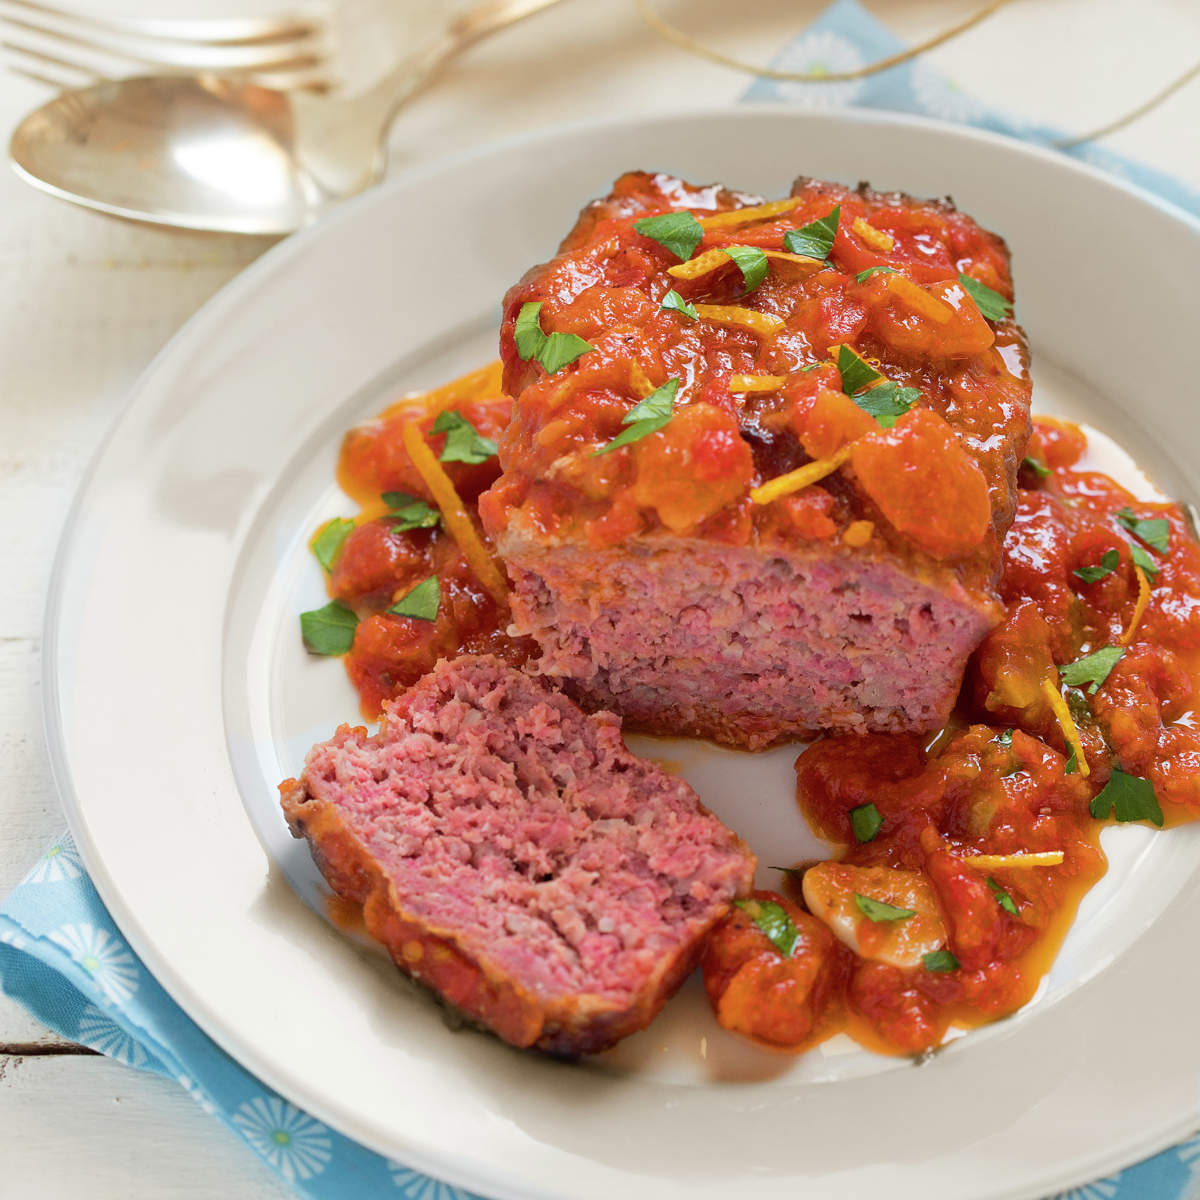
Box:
[1,0,1198,1195]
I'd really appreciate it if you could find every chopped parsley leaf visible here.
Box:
[783,204,841,260]
[853,380,920,428]
[734,897,799,957]
[311,518,354,571]
[1023,455,1052,477]
[1073,548,1119,584]
[1065,745,1079,775]
[1059,645,1125,695]
[922,950,960,973]
[1117,507,1170,555]
[1129,542,1162,579]
[300,601,358,656]
[856,266,898,282]
[633,211,704,262]
[835,344,883,396]
[593,377,680,456]
[849,802,883,843]
[854,893,915,922]
[431,410,498,465]
[660,288,698,320]
[387,575,440,622]
[987,876,1020,916]
[514,301,548,361]
[538,332,594,375]
[959,274,1013,321]
[996,728,1014,747]
[1089,767,1164,827]
[721,245,769,294]
[382,491,440,532]
[512,302,594,374]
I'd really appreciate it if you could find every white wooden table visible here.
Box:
[2,1,1197,1194]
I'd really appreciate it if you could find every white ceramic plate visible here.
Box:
[45,108,1200,1200]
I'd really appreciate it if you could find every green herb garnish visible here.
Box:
[996,728,1014,747]
[959,274,1013,321]
[1073,548,1119,583]
[660,288,698,320]
[987,876,1020,916]
[513,302,594,374]
[634,211,705,261]
[1129,542,1162,579]
[854,894,915,922]
[1065,745,1078,775]
[1023,455,1052,478]
[387,575,440,622]
[300,601,358,656]
[593,377,679,457]
[1059,646,1125,695]
[311,518,354,571]
[853,381,920,429]
[514,300,548,361]
[835,344,883,396]
[382,491,440,532]
[849,802,883,843]
[1089,767,1164,827]
[734,897,798,957]
[721,245,769,294]
[922,950,960,972]
[856,266,898,283]
[1116,507,1170,555]
[783,204,841,260]
[431,410,498,465]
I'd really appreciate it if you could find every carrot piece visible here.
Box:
[399,420,508,604]
[1040,676,1090,778]
[852,217,895,251]
[881,272,953,324]
[963,852,1065,870]
[750,446,853,505]
[730,374,787,392]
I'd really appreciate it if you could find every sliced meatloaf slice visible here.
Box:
[280,655,755,1055]
[481,171,1033,748]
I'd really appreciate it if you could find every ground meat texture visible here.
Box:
[481,172,1031,749]
[279,656,756,1054]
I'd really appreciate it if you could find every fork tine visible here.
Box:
[2,35,104,89]
[0,13,328,73]
[0,0,322,47]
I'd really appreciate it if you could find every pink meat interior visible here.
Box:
[301,658,751,1002]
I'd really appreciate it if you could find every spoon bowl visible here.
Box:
[8,0,560,234]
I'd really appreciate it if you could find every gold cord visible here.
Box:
[632,0,1012,84]
[1054,58,1200,148]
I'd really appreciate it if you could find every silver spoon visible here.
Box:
[8,0,563,235]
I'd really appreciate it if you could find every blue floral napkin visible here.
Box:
[4,3,1199,1198]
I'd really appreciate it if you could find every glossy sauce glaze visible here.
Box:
[702,417,1200,1054]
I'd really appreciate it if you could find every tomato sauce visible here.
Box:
[319,367,533,717]
[703,417,1200,1055]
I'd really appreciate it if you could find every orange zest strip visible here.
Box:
[693,304,784,337]
[750,445,853,505]
[730,373,787,392]
[400,420,508,604]
[963,851,1065,870]
[629,358,657,399]
[842,519,874,547]
[881,272,953,324]
[1040,676,1090,778]
[668,247,823,282]
[697,197,806,229]
[667,248,740,280]
[852,217,895,251]
[1120,565,1152,645]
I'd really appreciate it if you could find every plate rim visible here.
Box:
[40,103,1200,1200]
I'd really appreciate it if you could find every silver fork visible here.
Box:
[0,0,336,92]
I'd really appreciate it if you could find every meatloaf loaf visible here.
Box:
[479,172,1033,749]
[280,655,755,1055]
